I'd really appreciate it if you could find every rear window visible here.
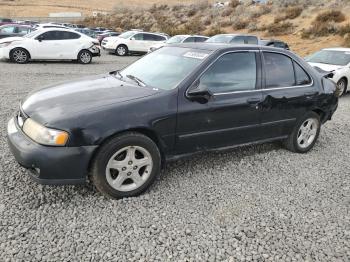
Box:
[263,52,295,88]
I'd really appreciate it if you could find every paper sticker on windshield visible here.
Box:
[183,52,208,60]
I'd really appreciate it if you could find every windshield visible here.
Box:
[167,35,186,44]
[120,47,211,90]
[118,31,136,39]
[206,35,234,43]
[306,50,350,66]
[24,30,38,38]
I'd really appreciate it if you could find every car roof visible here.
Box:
[323,47,350,52]
[0,23,32,28]
[168,43,293,54]
[34,27,84,34]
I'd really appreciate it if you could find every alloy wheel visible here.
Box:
[337,79,346,96]
[117,46,126,56]
[105,146,153,192]
[13,49,28,63]
[297,118,318,149]
[80,51,91,64]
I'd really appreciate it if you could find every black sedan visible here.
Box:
[7,44,338,199]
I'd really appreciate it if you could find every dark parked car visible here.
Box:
[0,18,13,26]
[260,39,290,50]
[7,44,338,199]
[0,24,34,39]
[97,32,121,43]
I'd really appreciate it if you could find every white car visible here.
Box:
[148,34,209,52]
[101,31,168,56]
[0,28,100,64]
[306,48,350,96]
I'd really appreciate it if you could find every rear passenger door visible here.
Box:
[260,51,316,139]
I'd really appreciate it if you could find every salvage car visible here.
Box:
[306,48,350,96]
[148,34,209,52]
[102,30,168,56]
[0,28,100,64]
[7,44,338,198]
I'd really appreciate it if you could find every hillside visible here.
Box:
[1,0,350,56]
[0,0,195,17]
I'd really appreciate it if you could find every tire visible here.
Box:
[115,45,128,56]
[77,50,92,64]
[90,132,161,199]
[10,48,30,64]
[336,78,347,97]
[284,112,321,153]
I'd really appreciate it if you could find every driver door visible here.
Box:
[175,51,264,154]
[31,31,63,59]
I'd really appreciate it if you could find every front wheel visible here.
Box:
[336,78,347,97]
[10,48,30,64]
[115,45,128,56]
[77,50,92,64]
[90,132,161,199]
[284,112,321,153]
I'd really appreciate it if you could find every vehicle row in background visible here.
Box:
[0,28,100,64]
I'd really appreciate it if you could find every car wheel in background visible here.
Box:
[336,78,347,97]
[284,112,321,153]
[77,50,92,64]
[10,48,30,64]
[90,132,161,199]
[116,45,128,56]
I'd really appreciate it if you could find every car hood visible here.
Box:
[0,36,25,43]
[21,74,160,125]
[308,62,344,72]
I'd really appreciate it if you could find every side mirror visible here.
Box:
[130,37,135,40]
[187,80,213,104]
[36,35,44,42]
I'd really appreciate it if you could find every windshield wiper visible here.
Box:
[126,74,146,87]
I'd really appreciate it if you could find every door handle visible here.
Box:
[304,92,316,99]
[247,98,261,109]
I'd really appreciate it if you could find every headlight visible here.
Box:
[0,42,12,48]
[22,118,69,146]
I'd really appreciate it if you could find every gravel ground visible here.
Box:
[0,54,349,262]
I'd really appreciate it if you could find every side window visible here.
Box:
[17,27,31,34]
[153,35,166,41]
[274,42,286,49]
[230,36,245,44]
[199,52,257,93]
[294,62,311,85]
[38,31,55,40]
[133,33,144,40]
[62,32,81,39]
[183,37,196,43]
[143,34,155,41]
[263,52,295,88]
[195,37,208,42]
[0,26,15,33]
[246,36,258,44]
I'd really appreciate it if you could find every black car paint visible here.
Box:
[7,44,338,184]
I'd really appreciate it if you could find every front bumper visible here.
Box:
[7,118,98,185]
[89,45,101,57]
[0,47,10,60]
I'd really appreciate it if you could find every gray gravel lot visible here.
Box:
[0,54,349,261]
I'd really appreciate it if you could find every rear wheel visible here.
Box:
[77,50,92,64]
[336,78,347,97]
[115,45,128,56]
[10,48,30,64]
[90,132,161,199]
[284,112,321,153]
